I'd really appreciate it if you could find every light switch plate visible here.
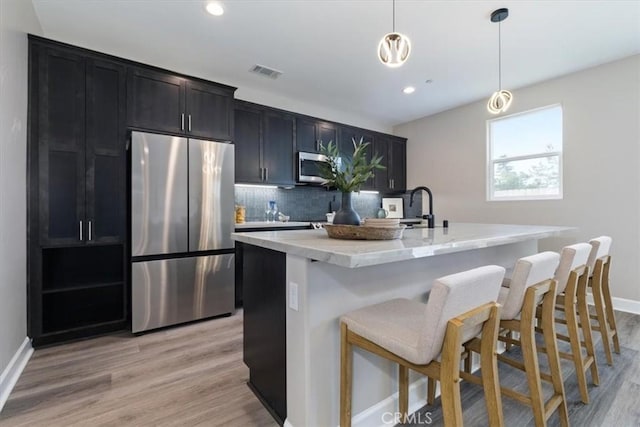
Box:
[289,282,299,311]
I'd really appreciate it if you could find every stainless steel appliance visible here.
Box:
[130,131,235,333]
[297,151,331,184]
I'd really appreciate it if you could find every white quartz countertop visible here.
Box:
[235,221,311,229]
[231,223,576,268]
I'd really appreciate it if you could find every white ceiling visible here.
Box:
[32,0,640,128]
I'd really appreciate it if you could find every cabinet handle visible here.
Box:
[391,179,395,189]
[181,113,185,131]
[260,167,264,181]
[188,114,192,132]
[265,167,268,181]
[88,220,92,241]
[79,221,83,241]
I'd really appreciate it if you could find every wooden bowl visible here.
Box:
[324,224,406,240]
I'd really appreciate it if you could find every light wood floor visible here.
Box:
[2,310,639,426]
[1,310,278,427]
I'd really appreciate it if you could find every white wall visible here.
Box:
[395,55,640,303]
[0,0,42,374]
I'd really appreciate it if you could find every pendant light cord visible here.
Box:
[392,0,396,32]
[498,20,502,90]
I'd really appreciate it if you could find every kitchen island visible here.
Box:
[232,223,574,427]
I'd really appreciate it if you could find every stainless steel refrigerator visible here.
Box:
[130,131,235,333]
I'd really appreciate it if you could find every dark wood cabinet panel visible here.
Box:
[127,67,184,134]
[295,118,318,152]
[86,59,126,244]
[186,81,233,141]
[318,122,338,148]
[374,136,407,193]
[374,136,392,192]
[390,138,407,192]
[234,105,263,184]
[29,37,128,346]
[38,47,86,246]
[263,112,295,186]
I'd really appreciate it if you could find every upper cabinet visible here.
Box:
[34,44,127,246]
[375,135,407,193]
[295,118,337,153]
[128,67,235,141]
[234,101,295,186]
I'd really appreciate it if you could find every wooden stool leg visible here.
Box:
[427,378,436,405]
[505,330,513,351]
[521,304,546,426]
[577,279,600,386]
[464,351,472,373]
[564,297,590,404]
[541,287,569,427]
[441,322,464,426]
[399,365,409,423]
[480,305,504,427]
[602,264,621,354]
[340,323,353,427]
[592,275,613,365]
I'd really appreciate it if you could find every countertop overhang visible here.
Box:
[231,223,576,268]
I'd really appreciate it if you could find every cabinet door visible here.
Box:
[234,104,263,184]
[340,127,376,190]
[295,117,318,152]
[317,121,338,150]
[38,47,86,246]
[185,80,233,141]
[374,137,392,193]
[85,58,126,244]
[390,138,407,192]
[128,67,185,134]
[263,111,295,186]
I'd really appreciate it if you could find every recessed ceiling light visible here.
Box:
[425,79,433,84]
[206,2,224,16]
[402,86,416,94]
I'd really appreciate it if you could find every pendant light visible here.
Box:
[487,8,513,114]
[378,0,411,68]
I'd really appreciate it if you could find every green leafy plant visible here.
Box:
[318,138,385,192]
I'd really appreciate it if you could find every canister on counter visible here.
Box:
[235,205,246,224]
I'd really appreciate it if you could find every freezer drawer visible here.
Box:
[131,132,188,256]
[132,254,234,333]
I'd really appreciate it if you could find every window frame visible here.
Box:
[486,104,564,202]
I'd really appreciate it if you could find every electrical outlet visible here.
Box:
[289,282,299,311]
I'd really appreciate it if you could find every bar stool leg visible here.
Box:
[602,263,621,354]
[541,286,569,427]
[565,295,590,404]
[440,322,464,426]
[592,275,613,365]
[480,305,504,427]
[427,378,436,406]
[578,278,600,386]
[340,323,353,427]
[399,365,409,423]
[521,302,546,426]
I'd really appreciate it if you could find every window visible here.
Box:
[487,104,563,201]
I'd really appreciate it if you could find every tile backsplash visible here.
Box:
[234,185,422,222]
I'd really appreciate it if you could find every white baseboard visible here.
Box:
[0,337,33,412]
[586,293,640,315]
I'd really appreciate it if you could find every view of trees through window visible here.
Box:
[488,105,562,200]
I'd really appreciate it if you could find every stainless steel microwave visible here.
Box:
[297,151,331,184]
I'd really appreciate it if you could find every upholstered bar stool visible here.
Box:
[340,265,505,427]
[545,243,599,404]
[587,236,620,365]
[462,252,568,427]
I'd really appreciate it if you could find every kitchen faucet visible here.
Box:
[409,186,435,228]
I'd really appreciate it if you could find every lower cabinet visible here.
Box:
[240,243,287,424]
[33,244,127,347]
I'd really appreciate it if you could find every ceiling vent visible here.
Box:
[249,64,283,80]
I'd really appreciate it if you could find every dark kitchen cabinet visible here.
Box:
[339,126,376,190]
[128,67,235,141]
[28,37,127,346]
[234,101,295,186]
[375,135,407,193]
[295,117,337,153]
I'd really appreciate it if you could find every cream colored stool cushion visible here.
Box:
[554,243,591,294]
[341,265,505,365]
[587,236,612,277]
[497,252,560,320]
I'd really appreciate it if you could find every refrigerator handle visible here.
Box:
[79,220,83,241]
